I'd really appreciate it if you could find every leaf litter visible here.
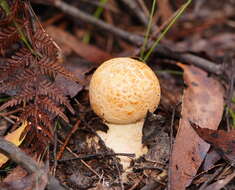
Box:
[191,122,235,167]
[1,0,235,189]
[168,64,224,190]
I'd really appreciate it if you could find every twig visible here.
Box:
[56,119,80,160]
[137,0,149,17]
[192,163,224,180]
[2,115,15,124]
[120,0,154,28]
[199,165,225,190]
[143,0,192,61]
[193,0,206,15]
[203,169,235,190]
[151,7,181,39]
[58,152,135,162]
[57,139,102,178]
[78,0,118,13]
[54,0,144,46]
[156,48,222,75]
[54,0,222,75]
[0,108,23,116]
[133,166,164,172]
[80,159,101,178]
[0,137,68,190]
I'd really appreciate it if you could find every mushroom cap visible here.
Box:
[89,57,161,124]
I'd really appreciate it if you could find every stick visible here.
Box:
[54,0,222,75]
[0,137,68,190]
[56,119,80,160]
[119,0,150,27]
[58,152,135,162]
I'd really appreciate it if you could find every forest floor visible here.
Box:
[1,0,235,190]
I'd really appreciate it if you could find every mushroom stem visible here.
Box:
[97,120,147,170]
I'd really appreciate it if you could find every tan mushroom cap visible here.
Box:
[89,57,161,124]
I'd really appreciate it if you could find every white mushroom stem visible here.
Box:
[97,120,147,170]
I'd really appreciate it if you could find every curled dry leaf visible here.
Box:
[168,64,224,190]
[46,26,113,64]
[0,122,27,168]
[191,122,235,166]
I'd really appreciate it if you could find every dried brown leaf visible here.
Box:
[191,122,235,166]
[168,64,224,190]
[46,26,113,64]
[55,57,94,97]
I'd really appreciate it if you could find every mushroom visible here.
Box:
[89,57,161,169]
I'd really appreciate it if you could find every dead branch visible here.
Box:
[54,0,144,45]
[0,137,68,190]
[54,0,222,75]
[119,0,150,27]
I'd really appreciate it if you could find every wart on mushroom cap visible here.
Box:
[89,57,161,169]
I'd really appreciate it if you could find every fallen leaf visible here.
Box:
[202,171,235,190]
[1,153,48,190]
[191,122,235,166]
[175,33,235,57]
[55,56,95,97]
[158,0,173,23]
[3,166,27,183]
[46,26,113,64]
[168,65,224,190]
[0,171,48,190]
[203,149,221,171]
[0,122,27,167]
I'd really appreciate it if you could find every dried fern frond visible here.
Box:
[22,121,52,149]
[39,80,75,114]
[0,25,19,50]
[38,96,69,123]
[33,30,59,58]
[0,48,33,79]
[0,48,35,82]
[0,69,35,93]
[36,109,54,135]
[17,105,54,140]
[0,86,35,111]
[17,104,37,122]
[8,47,33,66]
[0,20,29,55]
[37,57,83,83]
[0,0,79,147]
[0,0,19,26]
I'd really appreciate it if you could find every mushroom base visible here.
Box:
[97,120,147,170]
